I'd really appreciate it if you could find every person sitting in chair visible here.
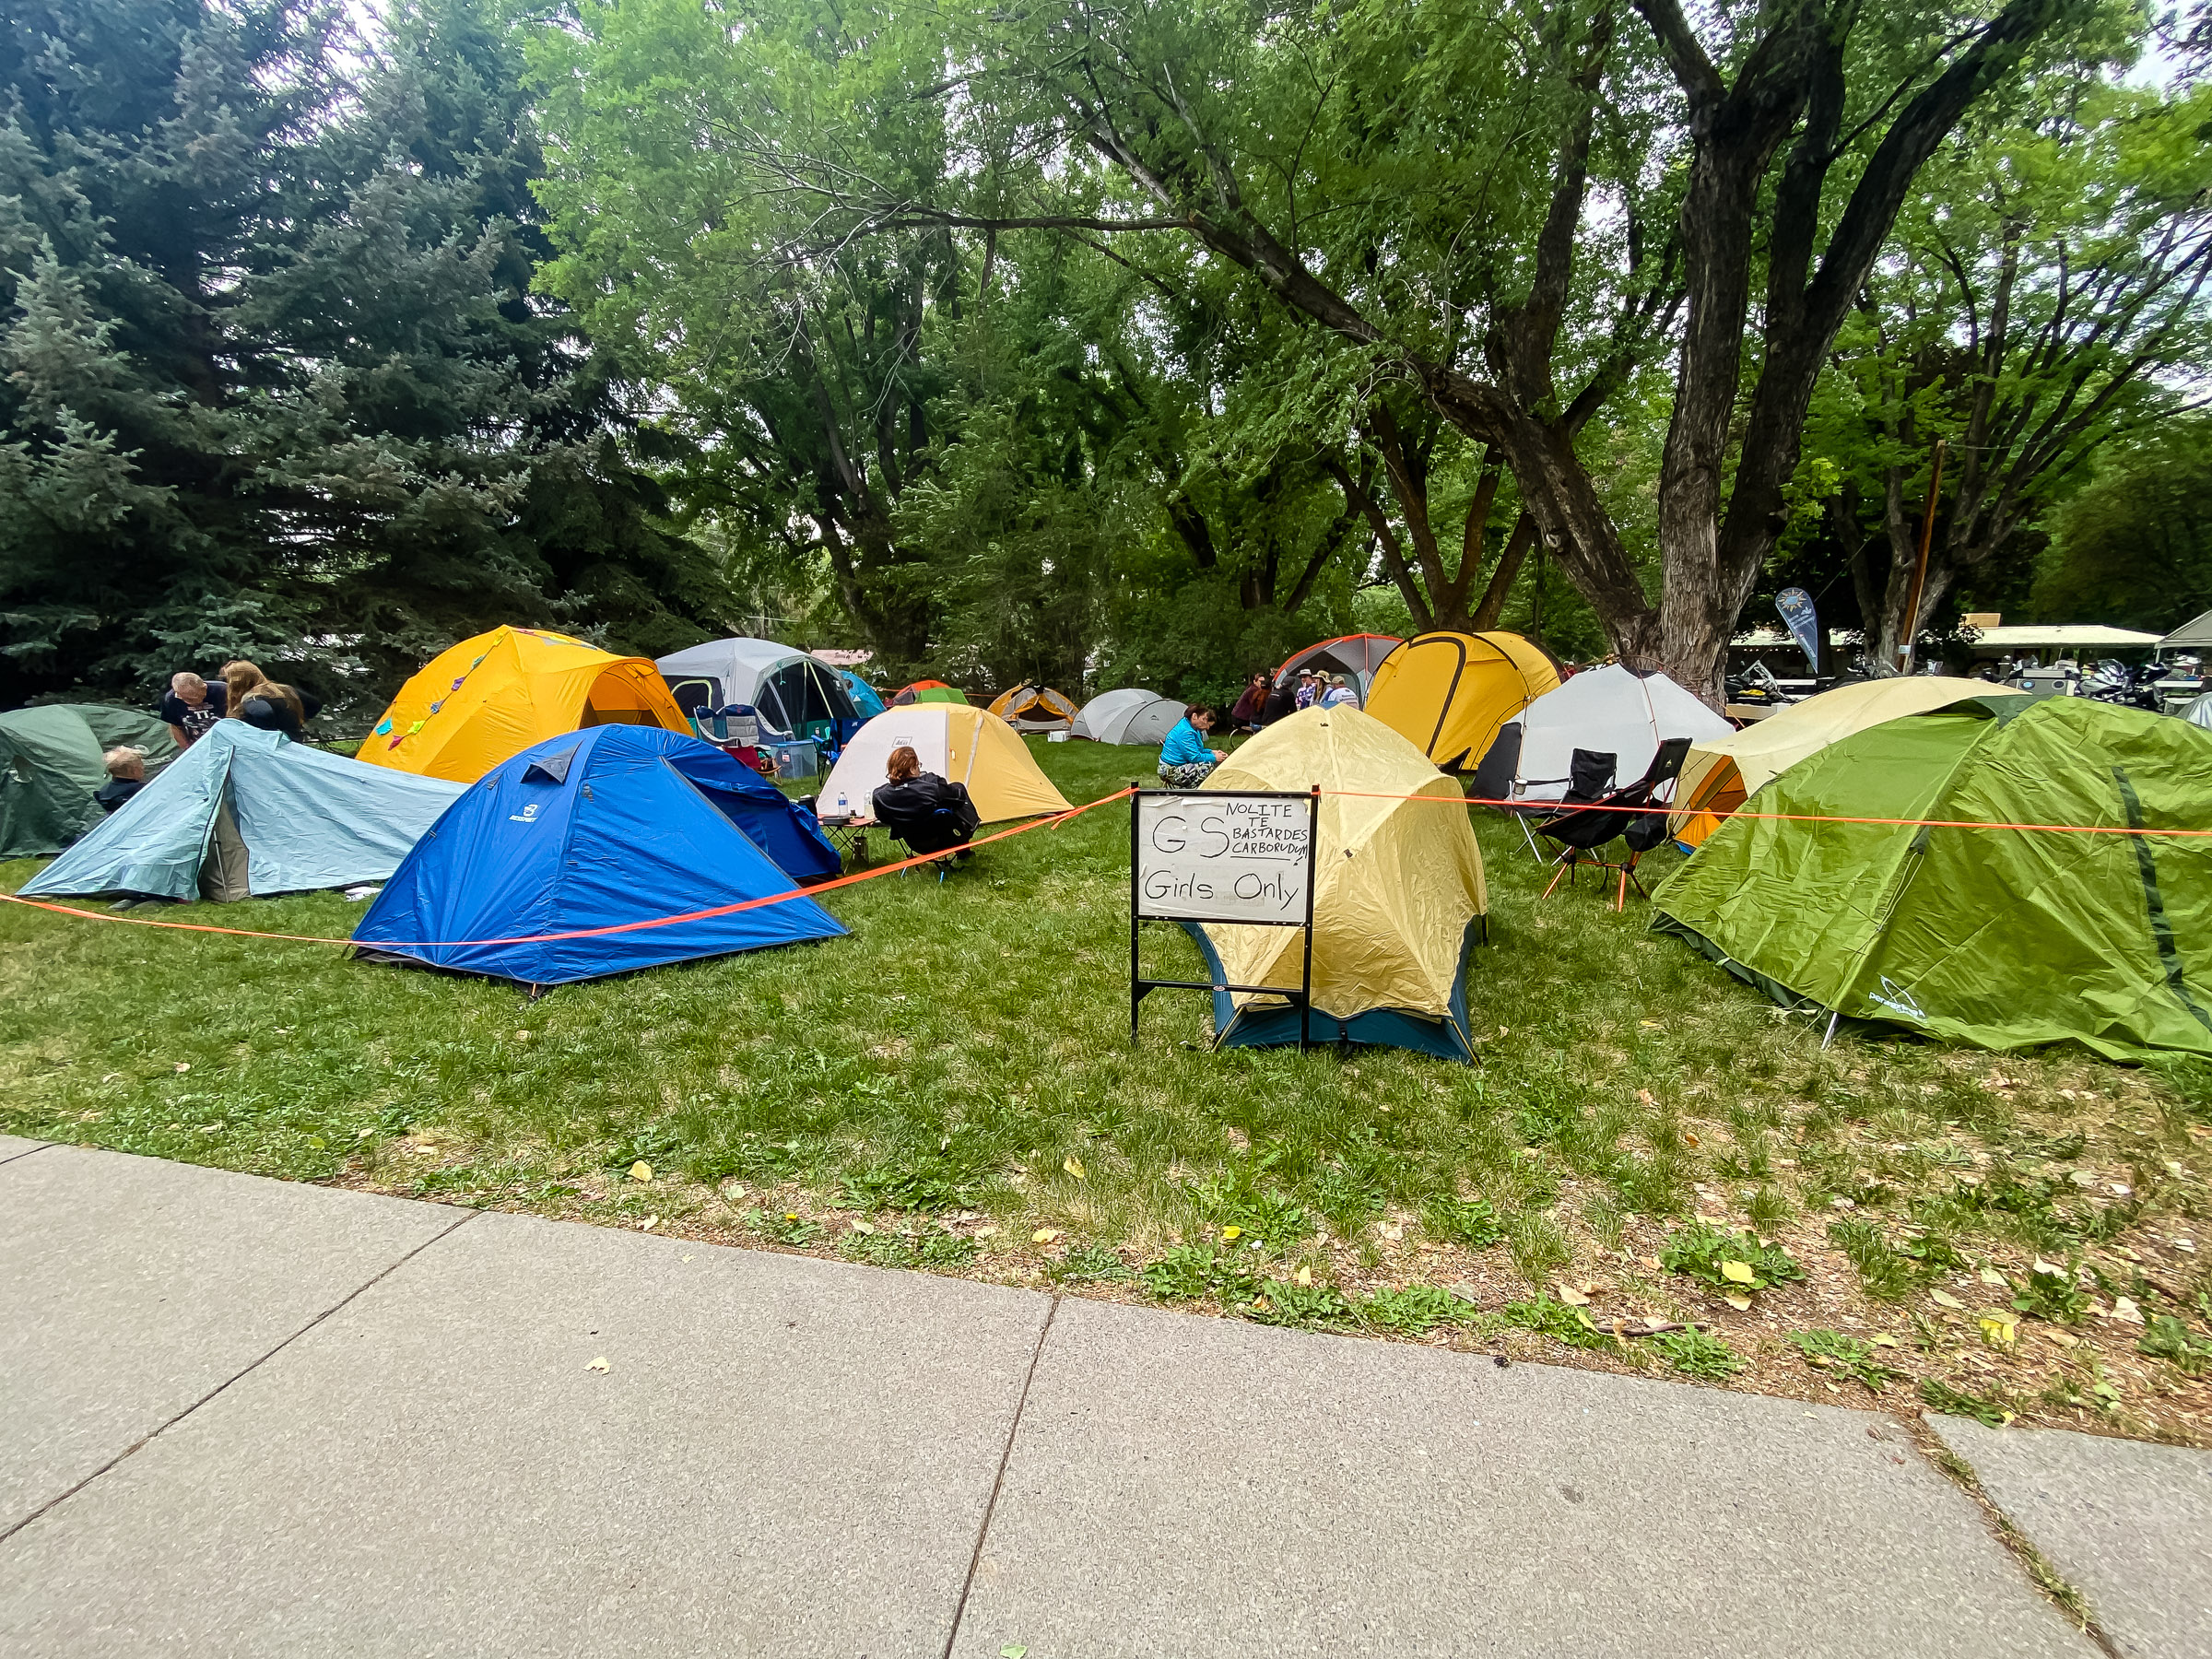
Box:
[871,745,980,859]
[1157,705,1224,788]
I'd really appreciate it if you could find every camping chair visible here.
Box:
[695,704,768,772]
[871,785,980,883]
[1467,721,1549,862]
[1535,738,1692,912]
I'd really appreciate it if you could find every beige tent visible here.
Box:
[818,702,1073,824]
[1669,677,2028,845]
[1184,706,1487,1059]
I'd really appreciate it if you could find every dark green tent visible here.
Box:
[1651,695,2212,1061]
[0,705,177,859]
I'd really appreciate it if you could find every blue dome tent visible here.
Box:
[841,670,887,718]
[352,726,845,986]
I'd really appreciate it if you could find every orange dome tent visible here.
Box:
[986,684,1080,732]
[360,626,690,782]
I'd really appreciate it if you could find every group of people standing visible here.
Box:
[95,660,324,815]
[1157,664,1359,790]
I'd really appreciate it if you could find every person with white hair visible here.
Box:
[159,671,226,747]
[96,747,147,812]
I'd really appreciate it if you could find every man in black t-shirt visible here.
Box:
[159,673,226,747]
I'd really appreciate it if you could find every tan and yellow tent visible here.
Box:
[1668,677,2030,846]
[1182,706,1487,1059]
[361,626,690,782]
[987,684,1081,732]
[818,702,1074,823]
[1364,631,1560,771]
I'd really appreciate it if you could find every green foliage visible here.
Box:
[1829,1219,1963,1301]
[1784,1329,1903,1394]
[841,1229,979,1270]
[1653,1326,1747,1382]
[1919,1377,2011,1429]
[2137,1313,2212,1374]
[2009,1260,2091,1324]
[1500,1292,1619,1353]
[1049,1242,1135,1285]
[1421,1195,1505,1250]
[1142,1245,1260,1304]
[1189,1162,1310,1252]
[752,1209,823,1247]
[840,1151,982,1214]
[1660,1222,1806,1294]
[1248,1278,1359,1331]
[2038,415,2212,630]
[1361,1284,1476,1336]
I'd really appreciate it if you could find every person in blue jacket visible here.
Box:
[1157,704,1225,788]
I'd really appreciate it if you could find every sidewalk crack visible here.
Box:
[0,1205,480,1546]
[941,1293,1058,1659]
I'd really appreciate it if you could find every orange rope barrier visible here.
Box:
[0,788,1136,949]
[1321,789,2212,838]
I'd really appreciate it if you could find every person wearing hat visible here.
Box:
[1293,667,1321,711]
[1319,673,1357,709]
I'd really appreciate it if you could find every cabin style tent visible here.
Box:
[1668,677,2027,846]
[1485,665,1731,804]
[1071,688,1183,746]
[841,671,888,718]
[362,627,689,782]
[1652,695,2212,1061]
[655,639,861,745]
[891,680,969,706]
[1272,634,1403,703]
[1364,632,1560,771]
[354,726,844,987]
[1180,706,1488,1060]
[818,703,1073,823]
[988,684,1081,732]
[2184,692,2212,729]
[22,724,464,901]
[0,705,178,858]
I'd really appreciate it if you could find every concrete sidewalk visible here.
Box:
[1,1138,2201,1657]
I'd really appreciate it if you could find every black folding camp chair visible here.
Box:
[1535,738,1691,912]
[1468,721,1551,861]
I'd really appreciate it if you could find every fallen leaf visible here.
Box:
[1295,1265,1313,1287]
[514,1030,530,1041]
[640,1217,659,1231]
[1220,1226,1242,1241]
[2032,1258,2063,1277]
[1720,1260,1757,1286]
[975,1225,999,1238]
[1001,1648,1029,1659]
[1979,1312,2018,1347]
[1979,1267,2007,1286]
[1724,1291,1753,1312]
[1930,1289,1966,1310]
[629,1161,653,1182]
[1031,1228,1060,1244]
[849,1220,876,1235]
[1636,1088,1657,1105]
[1063,1156,1087,1181]
[681,1254,694,1263]
[2111,1295,2145,1325]
[1557,1284,1590,1306]
[1870,1334,1900,1347]
[1377,1221,1404,1242]
[174,1062,191,1074]
[586,1356,609,1372]
[2042,1329,2078,1347]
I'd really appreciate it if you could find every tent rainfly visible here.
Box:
[2163,610,2212,653]
[654,638,861,743]
[1271,634,1404,702]
[21,724,465,901]
[1364,632,1560,771]
[890,680,969,706]
[1070,688,1184,746]
[1485,665,1731,804]
[818,703,1073,824]
[1669,677,2028,846]
[2184,692,2212,730]
[362,627,690,782]
[1652,695,2212,1061]
[0,705,177,858]
[1180,706,1488,1060]
[841,671,888,718]
[353,726,844,986]
[987,684,1082,732]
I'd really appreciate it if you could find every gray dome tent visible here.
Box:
[1071,688,1184,746]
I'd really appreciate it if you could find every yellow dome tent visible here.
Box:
[818,702,1074,823]
[1182,706,1488,1059]
[986,684,1081,732]
[1667,677,2029,846]
[1364,631,1560,771]
[360,626,690,782]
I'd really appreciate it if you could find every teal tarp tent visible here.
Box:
[0,705,178,858]
[21,724,465,901]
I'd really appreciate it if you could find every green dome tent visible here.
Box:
[0,705,177,859]
[1651,695,2212,1062]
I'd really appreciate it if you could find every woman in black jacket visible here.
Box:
[870,746,981,857]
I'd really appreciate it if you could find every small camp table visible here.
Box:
[816,816,911,871]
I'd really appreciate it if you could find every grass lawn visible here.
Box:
[4,735,2209,1442]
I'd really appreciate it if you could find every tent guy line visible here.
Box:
[0,789,1138,950]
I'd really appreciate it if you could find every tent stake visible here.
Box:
[1821,1008,1840,1050]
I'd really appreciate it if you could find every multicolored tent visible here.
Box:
[987,684,1081,732]
[1653,695,2212,1060]
[360,627,690,782]
[353,726,844,986]
[1071,688,1182,746]
[21,724,463,901]
[818,703,1073,824]
[1669,677,2027,846]
[1180,706,1488,1060]
[1364,632,1560,771]
[1272,634,1403,702]
[0,705,177,858]
[891,680,969,706]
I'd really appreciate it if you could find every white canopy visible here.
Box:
[1510,665,1733,802]
[1071,688,1183,745]
[655,638,857,739]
